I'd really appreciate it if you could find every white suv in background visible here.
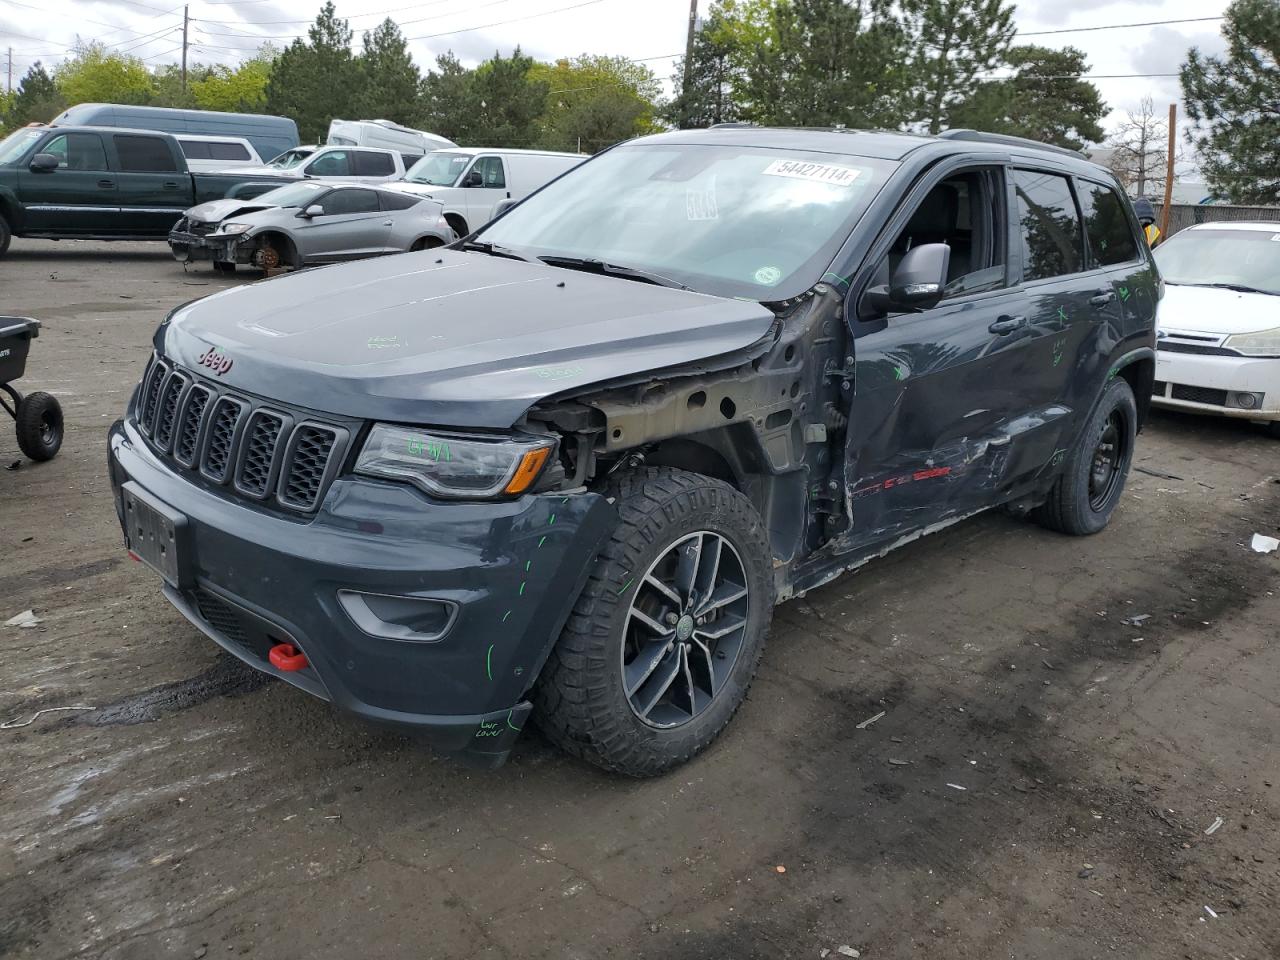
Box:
[217,145,408,183]
[390,147,584,238]
[1152,221,1280,437]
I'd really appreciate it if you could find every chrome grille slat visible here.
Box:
[135,357,346,514]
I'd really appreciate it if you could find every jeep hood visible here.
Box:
[159,250,776,428]
[185,198,275,224]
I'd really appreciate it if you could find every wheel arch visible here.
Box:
[443,212,469,238]
[255,230,299,268]
[1108,347,1155,430]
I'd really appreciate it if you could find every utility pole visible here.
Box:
[681,0,698,101]
[6,47,12,95]
[181,5,189,93]
[1160,102,1176,239]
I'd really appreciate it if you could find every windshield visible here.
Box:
[404,151,471,186]
[253,181,329,208]
[1154,228,1280,296]
[267,148,312,170]
[0,129,44,166]
[473,142,896,299]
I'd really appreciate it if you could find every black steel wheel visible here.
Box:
[1033,376,1136,536]
[15,391,63,461]
[535,467,774,776]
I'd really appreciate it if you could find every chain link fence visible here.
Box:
[1153,203,1280,237]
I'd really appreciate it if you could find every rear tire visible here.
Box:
[15,392,63,461]
[0,212,11,257]
[213,261,236,273]
[1032,377,1137,535]
[534,467,774,776]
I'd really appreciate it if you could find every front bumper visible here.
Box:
[1152,350,1280,422]
[168,228,254,265]
[107,417,615,767]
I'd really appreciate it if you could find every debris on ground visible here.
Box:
[836,947,860,958]
[1,705,96,729]
[1120,614,1151,626]
[775,865,786,874]
[888,758,912,766]
[1250,533,1279,554]
[1135,466,1185,481]
[7,460,21,471]
[855,710,885,730]
[946,783,967,791]
[1205,817,1225,835]
[4,610,42,628]
[1204,905,1219,919]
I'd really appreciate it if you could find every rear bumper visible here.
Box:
[107,417,615,766]
[168,229,254,265]
[1152,351,1280,421]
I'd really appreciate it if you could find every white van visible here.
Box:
[327,119,455,167]
[176,134,263,172]
[390,148,585,236]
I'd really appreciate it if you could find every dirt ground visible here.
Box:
[1,238,1277,960]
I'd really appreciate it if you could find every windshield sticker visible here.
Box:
[762,159,862,187]
[1272,234,1280,241]
[754,265,782,286]
[686,175,719,221]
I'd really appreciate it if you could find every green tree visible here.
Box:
[534,55,661,151]
[55,43,153,106]
[191,47,276,114]
[419,52,477,141]
[5,62,66,127]
[741,0,913,128]
[666,1,757,128]
[422,48,548,146]
[151,63,218,108]
[1181,0,1280,204]
[357,19,420,124]
[265,1,359,142]
[904,0,1016,134]
[948,45,1107,150]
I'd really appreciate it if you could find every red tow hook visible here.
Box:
[269,642,308,672]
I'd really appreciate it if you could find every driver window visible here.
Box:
[306,151,351,177]
[41,133,108,171]
[882,168,1007,300]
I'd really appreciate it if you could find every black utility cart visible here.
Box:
[1,317,63,462]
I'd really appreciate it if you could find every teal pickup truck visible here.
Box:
[0,125,289,256]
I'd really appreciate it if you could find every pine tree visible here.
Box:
[6,62,66,127]
[264,1,359,143]
[1180,0,1280,204]
[419,53,477,142]
[468,49,549,146]
[904,0,1016,134]
[667,4,748,128]
[535,55,661,151]
[948,45,1107,150]
[357,19,420,125]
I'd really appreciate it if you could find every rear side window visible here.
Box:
[42,133,108,171]
[353,151,395,176]
[378,191,421,212]
[1012,170,1084,281]
[1077,182,1140,266]
[322,189,380,215]
[209,141,251,161]
[114,135,179,173]
[180,140,211,160]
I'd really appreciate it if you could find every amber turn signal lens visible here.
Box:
[504,447,552,495]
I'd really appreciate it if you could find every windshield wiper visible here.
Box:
[537,255,691,290]
[459,240,532,262]
[1199,282,1276,296]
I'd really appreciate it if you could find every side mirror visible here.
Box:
[462,169,483,187]
[492,198,518,219]
[29,153,59,172]
[862,243,951,315]
[302,204,325,218]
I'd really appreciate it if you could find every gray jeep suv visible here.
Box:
[108,126,1159,775]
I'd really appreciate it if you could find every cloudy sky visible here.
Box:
[2,0,1232,137]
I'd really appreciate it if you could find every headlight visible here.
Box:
[354,425,554,499]
[1225,326,1280,357]
[215,222,253,236]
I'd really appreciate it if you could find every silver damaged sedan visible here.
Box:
[169,181,455,272]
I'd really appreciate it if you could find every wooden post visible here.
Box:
[1160,102,1176,238]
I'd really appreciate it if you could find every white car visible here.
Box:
[1152,221,1280,437]
[175,134,263,172]
[217,145,407,183]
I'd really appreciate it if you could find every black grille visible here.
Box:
[140,360,168,433]
[152,372,189,451]
[280,427,337,511]
[235,411,285,498]
[187,220,216,237]
[174,386,213,467]
[1152,380,1168,396]
[194,589,252,652]
[134,356,347,514]
[1170,384,1229,406]
[1158,341,1239,357]
[201,398,246,483]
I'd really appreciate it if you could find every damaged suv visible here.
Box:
[108,127,1158,775]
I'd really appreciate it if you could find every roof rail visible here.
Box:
[937,128,1086,160]
[707,122,757,129]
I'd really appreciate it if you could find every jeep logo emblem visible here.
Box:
[197,346,233,377]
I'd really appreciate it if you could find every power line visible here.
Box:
[404,0,607,41]
[1020,15,1224,37]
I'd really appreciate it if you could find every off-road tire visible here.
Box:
[1033,377,1137,535]
[15,391,63,461]
[534,467,774,776]
[0,212,11,257]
